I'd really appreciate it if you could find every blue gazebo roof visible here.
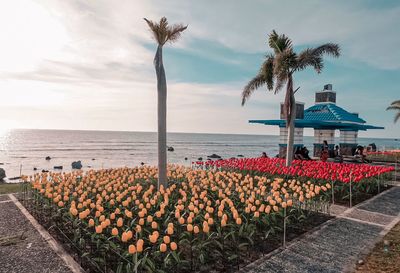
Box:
[304,103,366,124]
[249,102,383,131]
[248,119,383,131]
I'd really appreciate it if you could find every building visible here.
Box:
[249,84,384,157]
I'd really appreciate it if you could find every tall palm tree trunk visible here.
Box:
[285,75,295,166]
[154,45,167,188]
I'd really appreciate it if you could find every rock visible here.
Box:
[53,166,63,170]
[207,154,222,159]
[92,158,96,161]
[357,259,364,266]
[198,157,203,161]
[0,162,4,165]
[9,176,21,180]
[33,167,37,171]
[184,157,188,160]
[71,161,83,170]
[41,169,49,173]
[140,162,145,166]
[45,156,51,161]
[0,168,6,180]
[167,146,174,152]
[237,155,244,157]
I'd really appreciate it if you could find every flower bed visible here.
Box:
[366,151,400,163]
[194,158,394,205]
[23,166,331,273]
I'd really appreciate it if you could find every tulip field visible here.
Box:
[23,165,334,273]
[366,150,400,163]
[195,158,394,205]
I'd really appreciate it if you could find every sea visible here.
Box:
[0,129,399,180]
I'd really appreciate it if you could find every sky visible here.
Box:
[0,0,399,138]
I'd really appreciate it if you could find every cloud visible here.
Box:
[144,0,400,70]
[0,0,398,138]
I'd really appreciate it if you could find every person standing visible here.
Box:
[334,145,343,163]
[320,147,329,162]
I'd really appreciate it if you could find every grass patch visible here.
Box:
[355,222,400,273]
[0,183,22,194]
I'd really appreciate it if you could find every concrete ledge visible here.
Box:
[8,194,85,273]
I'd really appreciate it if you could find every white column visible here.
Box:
[279,127,288,144]
[340,130,358,144]
[294,128,304,144]
[314,129,335,144]
[280,127,304,145]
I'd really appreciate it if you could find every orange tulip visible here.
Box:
[121,232,129,242]
[128,244,136,254]
[160,243,167,252]
[111,228,118,236]
[202,222,210,233]
[170,242,178,251]
[163,235,170,244]
[117,218,123,227]
[136,239,144,252]
[95,225,103,234]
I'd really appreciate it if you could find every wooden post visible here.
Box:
[395,156,398,182]
[349,171,353,208]
[134,233,138,273]
[378,173,381,193]
[283,207,287,248]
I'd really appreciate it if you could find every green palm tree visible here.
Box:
[241,30,340,166]
[387,100,400,123]
[144,17,187,188]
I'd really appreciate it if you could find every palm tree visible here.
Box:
[387,100,400,123]
[241,30,340,166]
[144,17,187,188]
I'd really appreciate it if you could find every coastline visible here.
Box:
[0,129,399,179]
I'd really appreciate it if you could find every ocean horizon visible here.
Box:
[0,128,399,179]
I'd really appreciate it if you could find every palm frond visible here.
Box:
[389,100,400,106]
[260,54,275,90]
[387,105,400,111]
[296,48,323,73]
[387,100,400,123]
[274,76,287,94]
[144,17,186,45]
[241,75,267,105]
[144,18,163,44]
[167,24,188,43]
[395,112,400,123]
[313,43,340,58]
[273,48,296,78]
[268,30,292,54]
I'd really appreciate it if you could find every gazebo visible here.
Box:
[249,84,384,157]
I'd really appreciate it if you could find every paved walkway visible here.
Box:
[0,194,80,273]
[244,186,400,273]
